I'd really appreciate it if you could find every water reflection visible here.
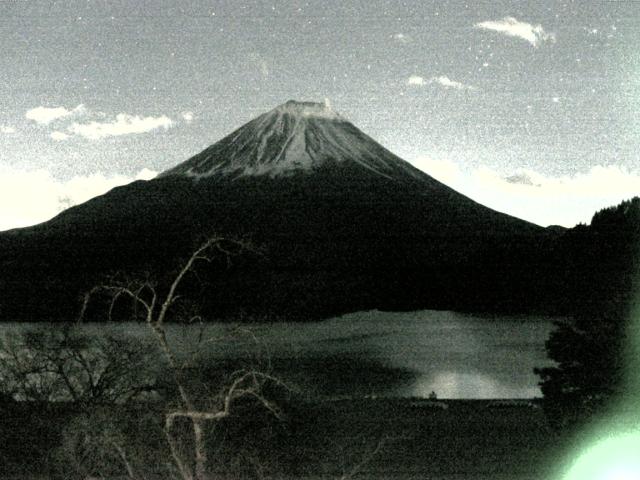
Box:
[408,371,541,399]
[229,310,555,399]
[1,310,556,399]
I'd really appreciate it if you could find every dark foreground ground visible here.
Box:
[0,398,568,480]
[298,398,565,480]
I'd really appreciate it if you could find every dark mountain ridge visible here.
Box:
[0,101,635,322]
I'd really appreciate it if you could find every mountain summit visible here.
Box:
[160,100,426,181]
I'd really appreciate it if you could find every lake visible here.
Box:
[0,310,556,399]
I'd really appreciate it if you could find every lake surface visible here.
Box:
[1,310,556,399]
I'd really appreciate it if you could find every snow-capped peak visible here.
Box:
[159,100,427,181]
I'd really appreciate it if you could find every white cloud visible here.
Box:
[392,33,410,43]
[133,168,158,181]
[68,113,174,140]
[429,76,477,91]
[0,167,158,231]
[182,111,194,123]
[410,156,640,227]
[407,75,477,90]
[50,131,70,141]
[25,104,86,125]
[1,125,16,134]
[410,157,463,186]
[474,17,556,48]
[407,75,426,86]
[259,59,269,77]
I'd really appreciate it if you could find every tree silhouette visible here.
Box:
[535,197,640,429]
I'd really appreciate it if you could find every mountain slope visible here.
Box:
[0,101,562,322]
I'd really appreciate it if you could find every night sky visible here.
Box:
[1,0,639,229]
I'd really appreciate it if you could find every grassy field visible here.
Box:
[0,397,572,480]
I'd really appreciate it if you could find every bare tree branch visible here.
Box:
[109,440,137,480]
[76,235,280,480]
[338,437,386,480]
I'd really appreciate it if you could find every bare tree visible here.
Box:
[0,325,164,479]
[80,236,285,480]
[0,325,158,404]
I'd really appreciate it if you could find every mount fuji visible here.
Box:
[0,101,564,321]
